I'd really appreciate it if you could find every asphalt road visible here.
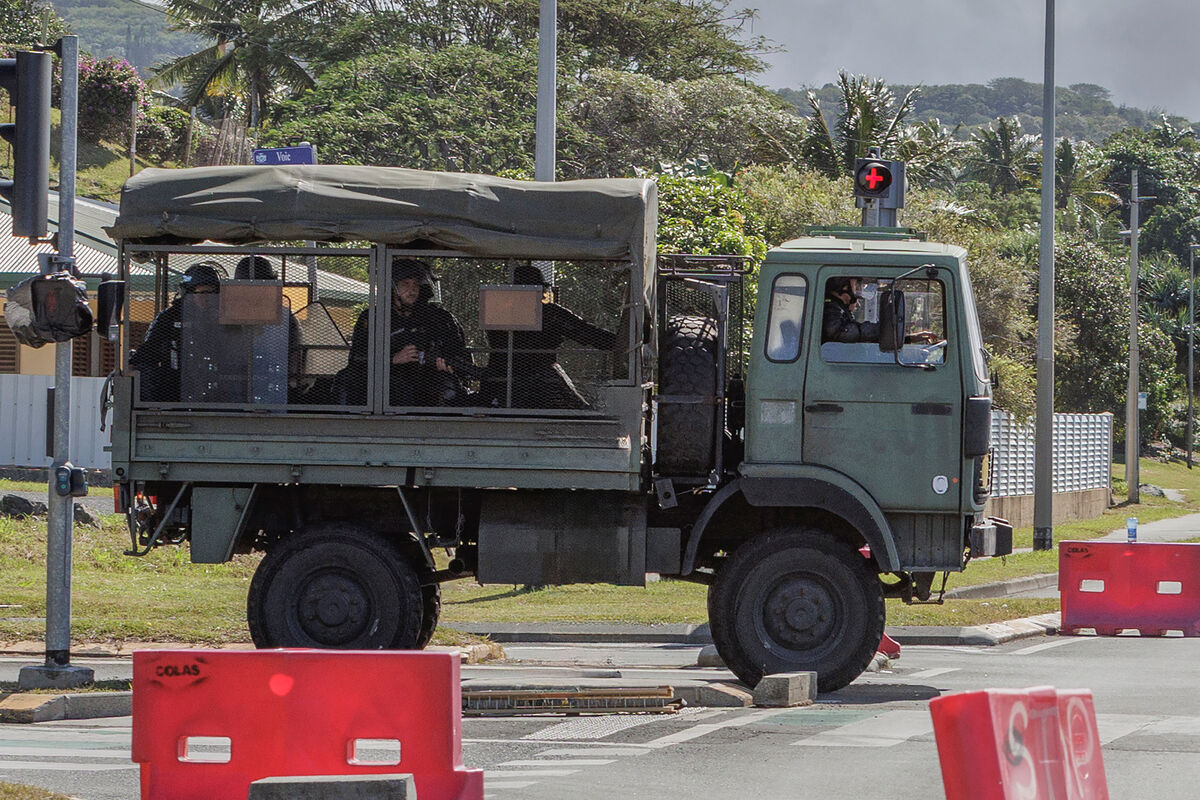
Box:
[4,636,1200,800]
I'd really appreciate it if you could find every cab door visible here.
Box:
[801,266,963,513]
[744,271,811,463]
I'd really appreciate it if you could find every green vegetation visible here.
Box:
[0,784,74,800]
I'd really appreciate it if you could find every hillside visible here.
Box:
[48,0,199,75]
[778,77,1195,141]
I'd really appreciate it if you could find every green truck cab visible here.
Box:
[103,165,1008,692]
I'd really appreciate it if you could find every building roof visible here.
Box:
[0,195,367,302]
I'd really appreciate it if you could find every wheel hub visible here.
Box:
[761,576,837,651]
[298,572,371,645]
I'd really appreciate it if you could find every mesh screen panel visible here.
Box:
[126,251,629,414]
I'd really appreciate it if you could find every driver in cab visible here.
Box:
[822,277,940,345]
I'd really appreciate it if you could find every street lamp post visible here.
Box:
[1189,241,1198,468]
[1032,0,1055,551]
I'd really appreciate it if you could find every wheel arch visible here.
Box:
[682,473,900,574]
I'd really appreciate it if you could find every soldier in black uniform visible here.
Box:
[345,259,470,406]
[822,277,880,344]
[130,262,221,402]
[481,263,616,410]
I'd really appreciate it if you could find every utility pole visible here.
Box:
[1032,0,1055,551]
[1189,240,1198,468]
[1126,169,1141,503]
[18,35,94,690]
[534,0,556,182]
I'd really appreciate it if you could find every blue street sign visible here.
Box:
[252,144,317,165]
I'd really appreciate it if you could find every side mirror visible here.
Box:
[879,288,905,352]
[96,278,126,342]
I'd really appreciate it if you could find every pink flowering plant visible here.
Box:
[78,55,149,144]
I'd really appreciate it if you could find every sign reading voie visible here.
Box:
[252,145,316,165]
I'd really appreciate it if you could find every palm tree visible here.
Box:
[1054,138,1119,235]
[963,116,1040,194]
[155,0,337,129]
[895,118,964,190]
[800,71,919,179]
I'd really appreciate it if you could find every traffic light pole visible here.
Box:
[18,35,93,690]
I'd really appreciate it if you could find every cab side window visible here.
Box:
[820,276,947,365]
[765,275,807,362]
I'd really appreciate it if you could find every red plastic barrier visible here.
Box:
[930,686,1108,800]
[1060,540,1200,636]
[877,632,901,660]
[132,650,483,800]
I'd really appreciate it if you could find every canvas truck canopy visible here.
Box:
[105,165,658,300]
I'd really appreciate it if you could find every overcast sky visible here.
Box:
[745,0,1198,120]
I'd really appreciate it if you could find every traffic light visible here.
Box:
[853,159,893,199]
[0,50,52,239]
[852,157,906,213]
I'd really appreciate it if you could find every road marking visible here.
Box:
[793,710,932,748]
[535,747,651,757]
[498,759,614,767]
[485,769,579,778]
[1011,638,1090,656]
[0,760,136,772]
[1095,714,1160,744]
[0,746,128,759]
[906,667,958,679]
[642,708,796,749]
[1140,716,1200,735]
[484,780,538,789]
[521,714,666,741]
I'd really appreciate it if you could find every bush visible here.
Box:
[137,105,190,162]
[78,55,146,144]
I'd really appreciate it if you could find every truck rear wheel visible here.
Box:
[708,528,885,693]
[657,314,718,476]
[417,583,442,649]
[247,524,424,650]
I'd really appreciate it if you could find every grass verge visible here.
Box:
[0,785,74,800]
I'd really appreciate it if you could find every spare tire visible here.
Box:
[656,314,718,476]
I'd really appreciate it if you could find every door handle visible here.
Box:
[805,403,843,414]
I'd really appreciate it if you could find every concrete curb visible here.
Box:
[0,641,505,663]
[944,573,1058,599]
[0,691,131,723]
[454,615,1058,647]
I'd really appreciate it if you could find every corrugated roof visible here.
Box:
[1,196,367,302]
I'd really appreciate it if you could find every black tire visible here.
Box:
[247,523,423,650]
[708,528,885,693]
[657,314,718,476]
[416,582,442,649]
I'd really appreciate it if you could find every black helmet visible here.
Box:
[513,263,549,286]
[234,255,277,280]
[392,258,435,303]
[180,262,221,293]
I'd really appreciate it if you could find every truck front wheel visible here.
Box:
[708,528,885,693]
[247,524,424,650]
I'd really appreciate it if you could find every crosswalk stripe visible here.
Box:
[1095,714,1159,744]
[643,708,795,749]
[536,747,650,757]
[499,759,615,767]
[485,769,579,778]
[906,667,958,679]
[793,710,932,748]
[1011,638,1089,656]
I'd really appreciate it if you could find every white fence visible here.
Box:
[0,374,110,469]
[990,410,1113,498]
[0,375,1116,488]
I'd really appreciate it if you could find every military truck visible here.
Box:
[100,165,1008,692]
